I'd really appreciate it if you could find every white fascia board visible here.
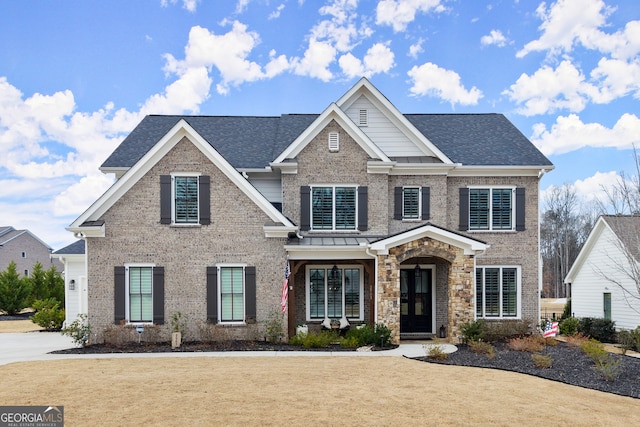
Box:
[272,103,391,164]
[366,160,396,174]
[284,245,369,260]
[66,223,105,238]
[70,119,294,230]
[369,225,488,256]
[336,77,453,164]
[99,167,129,180]
[270,161,298,174]
[263,225,298,238]
[388,163,459,176]
[564,216,608,284]
[449,165,554,177]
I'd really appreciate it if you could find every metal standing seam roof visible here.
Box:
[101,113,552,170]
[286,235,385,247]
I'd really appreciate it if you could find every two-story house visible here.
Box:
[0,226,62,276]
[67,78,553,343]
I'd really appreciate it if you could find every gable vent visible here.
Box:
[328,131,339,151]
[359,109,368,126]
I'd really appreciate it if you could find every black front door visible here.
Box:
[400,268,432,334]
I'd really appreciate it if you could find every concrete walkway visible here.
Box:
[0,332,458,366]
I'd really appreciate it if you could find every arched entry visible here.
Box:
[400,264,435,336]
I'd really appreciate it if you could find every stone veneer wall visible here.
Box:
[377,237,475,344]
[87,137,288,342]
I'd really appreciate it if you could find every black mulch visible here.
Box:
[413,341,640,399]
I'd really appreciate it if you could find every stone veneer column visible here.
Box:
[376,254,401,344]
[447,253,476,339]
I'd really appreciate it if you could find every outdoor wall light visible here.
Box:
[69,279,75,290]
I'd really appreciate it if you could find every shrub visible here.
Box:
[343,323,392,347]
[580,339,608,365]
[103,322,136,347]
[561,298,572,320]
[264,311,285,343]
[142,324,163,344]
[460,320,484,342]
[340,335,361,349]
[468,341,495,359]
[61,314,92,347]
[617,330,635,354]
[30,298,65,331]
[577,317,616,343]
[0,261,32,315]
[564,333,589,348]
[170,311,188,335]
[559,317,579,336]
[373,323,392,347]
[290,330,338,348]
[507,336,545,352]
[593,356,622,381]
[531,354,553,368]
[425,344,448,361]
[482,320,534,342]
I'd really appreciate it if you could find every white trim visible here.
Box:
[466,186,516,232]
[565,216,609,284]
[401,186,421,220]
[171,173,201,226]
[369,224,488,256]
[400,264,436,334]
[217,264,247,325]
[475,265,522,319]
[305,264,364,322]
[309,184,359,232]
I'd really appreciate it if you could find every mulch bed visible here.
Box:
[414,341,640,399]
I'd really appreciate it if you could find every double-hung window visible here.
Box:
[311,186,357,230]
[127,266,154,323]
[173,175,199,224]
[475,266,519,318]
[219,266,245,323]
[160,174,210,225]
[469,187,514,230]
[306,265,363,321]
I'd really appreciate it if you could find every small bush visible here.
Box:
[531,354,553,368]
[30,298,65,331]
[543,337,559,346]
[577,317,616,343]
[560,299,572,320]
[142,324,163,344]
[468,341,495,359]
[507,336,545,352]
[565,333,589,348]
[482,320,533,342]
[290,330,338,348]
[170,311,188,335]
[264,311,285,343]
[559,317,579,336]
[340,335,361,349]
[425,344,448,361]
[580,339,608,364]
[460,320,484,342]
[61,314,92,347]
[617,330,635,354]
[593,355,622,381]
[103,322,136,347]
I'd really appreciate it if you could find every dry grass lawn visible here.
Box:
[0,319,43,333]
[1,320,639,426]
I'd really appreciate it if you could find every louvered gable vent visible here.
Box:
[328,131,339,151]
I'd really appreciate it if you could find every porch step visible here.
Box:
[400,333,434,340]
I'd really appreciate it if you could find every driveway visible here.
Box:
[0,332,75,366]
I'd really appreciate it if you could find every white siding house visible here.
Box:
[52,240,87,327]
[565,215,640,330]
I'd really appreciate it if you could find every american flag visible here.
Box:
[281,259,290,313]
[543,321,559,338]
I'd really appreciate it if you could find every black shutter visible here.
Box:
[394,187,402,220]
[515,187,526,231]
[300,186,311,231]
[206,266,218,323]
[153,267,165,325]
[357,186,368,231]
[114,266,126,324]
[422,187,430,220]
[199,175,211,225]
[160,175,172,224]
[459,188,469,231]
[245,266,256,322]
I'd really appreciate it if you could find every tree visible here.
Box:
[28,261,48,304]
[0,261,33,315]
[597,145,640,215]
[44,265,64,304]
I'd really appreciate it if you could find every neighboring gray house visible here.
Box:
[67,78,553,343]
[51,240,87,326]
[565,215,640,330]
[0,226,62,276]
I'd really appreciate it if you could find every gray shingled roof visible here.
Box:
[601,215,640,262]
[53,239,86,255]
[101,113,552,170]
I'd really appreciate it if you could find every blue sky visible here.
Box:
[1,0,639,250]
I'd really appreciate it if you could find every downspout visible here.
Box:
[365,246,378,323]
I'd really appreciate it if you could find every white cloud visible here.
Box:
[408,38,424,59]
[531,113,640,156]
[589,57,640,103]
[481,30,508,47]
[503,60,594,116]
[572,171,622,204]
[268,4,286,20]
[52,173,115,217]
[516,0,614,58]
[376,0,446,32]
[160,0,199,12]
[339,42,395,78]
[291,39,336,81]
[407,62,483,106]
